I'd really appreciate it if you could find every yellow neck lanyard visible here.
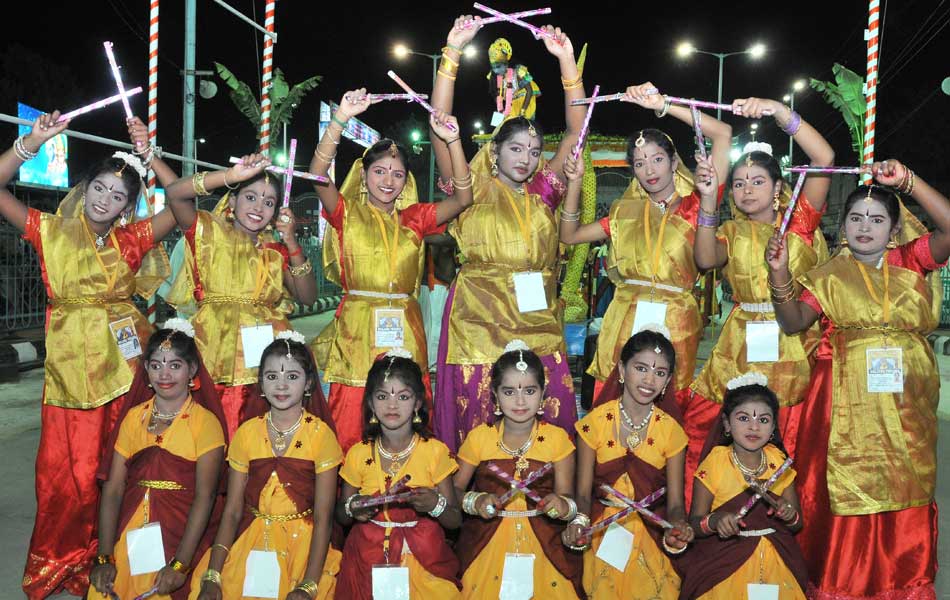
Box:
[80,214,120,292]
[372,438,411,564]
[502,182,532,249]
[855,252,891,326]
[642,199,672,287]
[749,222,768,299]
[370,207,401,289]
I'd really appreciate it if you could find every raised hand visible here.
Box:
[338,88,376,120]
[732,97,781,119]
[429,111,460,144]
[24,111,69,152]
[541,25,573,57]
[127,116,150,151]
[622,82,664,111]
[563,154,584,182]
[695,154,719,197]
[448,14,482,48]
[871,159,906,188]
[274,207,298,244]
[765,229,790,271]
[226,153,269,184]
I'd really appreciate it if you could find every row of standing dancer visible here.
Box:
[1,11,946,600]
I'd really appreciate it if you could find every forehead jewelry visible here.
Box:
[384,356,396,382]
[389,142,398,158]
[283,339,292,359]
[159,332,174,353]
[114,161,127,178]
[654,343,662,354]
[515,349,528,374]
[744,154,755,169]
[527,122,538,138]
[864,184,874,204]
[635,131,646,148]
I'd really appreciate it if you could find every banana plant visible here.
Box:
[809,63,865,159]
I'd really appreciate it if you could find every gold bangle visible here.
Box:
[212,543,230,555]
[202,569,222,585]
[222,171,239,190]
[440,52,459,67]
[438,60,458,76]
[562,80,584,91]
[437,68,457,81]
[560,74,582,87]
[168,558,189,574]
[93,554,115,566]
[314,147,336,163]
[295,579,319,599]
[289,259,313,278]
[193,172,209,197]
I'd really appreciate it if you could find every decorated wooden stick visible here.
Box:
[55,88,144,123]
[736,457,793,518]
[691,105,707,160]
[572,84,599,161]
[473,3,559,42]
[464,8,551,28]
[579,486,666,538]
[146,0,160,202]
[570,93,626,105]
[599,483,674,529]
[776,173,807,237]
[490,461,553,504]
[386,71,458,132]
[103,42,135,122]
[132,586,159,600]
[280,139,297,207]
[228,157,329,184]
[350,490,415,510]
[366,93,429,102]
[786,165,864,174]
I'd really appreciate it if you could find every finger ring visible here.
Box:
[485,505,496,517]
[279,215,291,223]
[546,507,559,518]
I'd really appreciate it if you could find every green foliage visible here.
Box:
[810,63,866,159]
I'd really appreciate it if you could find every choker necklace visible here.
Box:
[147,399,188,433]
[267,411,304,453]
[731,446,767,479]
[377,434,418,477]
[619,402,653,450]
[651,191,676,214]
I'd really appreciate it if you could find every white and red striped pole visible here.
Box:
[258,0,276,154]
[147,0,159,202]
[861,0,880,184]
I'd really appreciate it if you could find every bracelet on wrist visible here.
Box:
[168,558,189,574]
[661,534,688,554]
[202,569,222,585]
[14,135,40,161]
[782,110,802,136]
[428,492,448,518]
[331,115,349,129]
[655,97,672,118]
[289,259,313,278]
[699,513,715,535]
[288,245,304,258]
[295,579,319,599]
[93,554,115,566]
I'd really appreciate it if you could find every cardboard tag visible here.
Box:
[866,347,904,393]
[513,271,548,313]
[491,111,506,127]
[371,565,411,600]
[747,583,780,600]
[631,300,667,335]
[241,324,274,369]
[243,550,280,598]
[594,522,634,572]
[110,316,142,360]
[500,553,535,600]
[374,308,406,348]
[746,321,780,363]
[126,522,165,576]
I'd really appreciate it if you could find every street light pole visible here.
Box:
[677,42,766,121]
[717,55,725,120]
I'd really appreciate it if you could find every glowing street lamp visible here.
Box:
[674,41,768,118]
[784,78,808,162]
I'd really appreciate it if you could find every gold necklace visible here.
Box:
[498,421,536,478]
[147,399,187,433]
[267,411,304,453]
[731,446,767,479]
[618,401,653,450]
[376,434,418,477]
[650,190,676,214]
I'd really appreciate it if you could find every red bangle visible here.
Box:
[788,511,801,527]
[700,513,715,535]
[288,246,303,258]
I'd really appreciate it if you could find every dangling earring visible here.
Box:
[225,205,235,223]
[369,413,379,424]
[359,175,368,196]
[304,390,312,398]
[618,372,625,384]
[772,190,781,213]
[838,228,849,248]
[490,152,499,177]
[493,403,502,417]
[188,379,195,388]
[724,429,731,438]
[886,236,898,249]
[412,409,422,424]
[119,212,129,227]
[537,400,545,416]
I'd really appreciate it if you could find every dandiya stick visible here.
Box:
[55,88,144,123]
[736,457,793,518]
[103,42,135,122]
[691,105,707,160]
[473,3,559,42]
[132,586,159,600]
[599,483,674,529]
[258,0,276,153]
[776,173,807,237]
[386,71,457,132]
[464,7,551,28]
[280,138,297,207]
[489,461,553,504]
[228,157,329,184]
[786,165,864,175]
[572,84,599,161]
[578,486,666,538]
[366,93,428,102]
[350,490,414,510]
[146,0,160,202]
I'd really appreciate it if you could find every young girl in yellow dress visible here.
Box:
[309,95,473,452]
[682,374,806,599]
[687,96,834,481]
[336,351,461,598]
[165,155,318,436]
[559,82,732,409]
[190,332,341,600]
[563,328,693,599]
[89,319,226,600]
[1,112,179,597]
[454,341,582,599]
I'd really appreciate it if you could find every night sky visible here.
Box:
[4,1,948,190]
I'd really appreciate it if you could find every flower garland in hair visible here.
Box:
[112,151,147,179]
[726,371,769,390]
[385,348,413,360]
[163,317,195,338]
[275,330,306,344]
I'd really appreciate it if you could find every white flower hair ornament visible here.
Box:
[111,151,147,179]
[504,339,531,373]
[637,322,672,342]
[385,348,413,360]
[275,330,306,344]
[163,318,195,338]
[726,371,769,391]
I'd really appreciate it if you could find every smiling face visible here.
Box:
[370,376,421,431]
[630,141,677,196]
[724,398,775,453]
[145,348,197,403]
[493,130,542,187]
[844,196,898,257]
[731,163,782,220]
[494,368,544,425]
[84,172,132,226]
[260,354,309,412]
[619,348,672,406]
[363,156,408,208]
[229,179,278,234]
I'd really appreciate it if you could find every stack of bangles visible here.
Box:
[697,207,719,229]
[560,208,581,222]
[429,492,448,518]
[769,277,796,304]
[202,568,222,586]
[13,135,39,161]
[654,96,672,118]
[132,141,157,168]
[451,171,473,190]
[898,167,916,195]
[439,45,462,80]
[561,74,583,91]
[222,169,239,190]
[781,110,802,136]
[192,172,209,197]
[314,146,337,163]
[295,579,319,599]
[566,513,591,551]
[462,491,489,516]
[343,493,358,519]
[289,259,313,278]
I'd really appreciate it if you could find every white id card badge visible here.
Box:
[500,553,535,600]
[632,300,668,335]
[241,324,274,369]
[513,271,548,313]
[126,522,165,576]
[595,522,634,572]
[746,321,780,363]
[374,308,406,348]
[372,565,411,600]
[243,550,281,598]
[867,347,904,393]
[747,583,780,600]
[109,316,142,360]
[491,111,506,127]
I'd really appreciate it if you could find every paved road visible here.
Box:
[0,311,947,597]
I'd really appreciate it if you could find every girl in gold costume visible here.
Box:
[308,93,473,452]
[1,113,178,598]
[164,153,318,438]
[685,97,834,488]
[767,162,949,599]
[430,15,588,451]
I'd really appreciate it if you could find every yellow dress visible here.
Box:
[187,411,342,600]
[694,445,804,599]
[576,402,687,599]
[88,400,224,600]
[337,437,461,598]
[457,422,579,599]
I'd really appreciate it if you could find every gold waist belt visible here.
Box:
[52,297,130,306]
[138,480,186,491]
[198,295,269,307]
[249,506,313,522]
